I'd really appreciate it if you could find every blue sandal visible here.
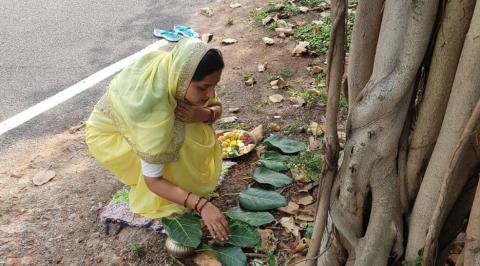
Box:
[173,25,199,38]
[153,28,184,42]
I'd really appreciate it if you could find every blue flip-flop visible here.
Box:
[153,28,184,42]
[173,25,199,38]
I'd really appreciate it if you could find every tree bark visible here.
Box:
[405,0,476,207]
[321,0,439,264]
[406,1,480,259]
[306,0,345,263]
[346,0,383,108]
[422,99,480,264]
[464,177,480,266]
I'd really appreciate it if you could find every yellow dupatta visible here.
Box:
[87,38,223,218]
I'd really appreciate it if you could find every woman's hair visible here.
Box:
[192,49,224,81]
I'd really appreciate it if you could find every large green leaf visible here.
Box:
[227,220,261,247]
[253,167,292,187]
[211,245,247,266]
[239,188,287,211]
[161,213,202,248]
[264,134,307,154]
[259,151,290,172]
[226,207,274,226]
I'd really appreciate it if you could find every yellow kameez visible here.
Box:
[85,38,222,219]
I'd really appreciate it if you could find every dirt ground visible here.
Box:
[0,0,335,265]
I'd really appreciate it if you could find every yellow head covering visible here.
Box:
[102,38,210,164]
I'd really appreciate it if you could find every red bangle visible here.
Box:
[183,192,192,208]
[195,197,207,212]
[198,200,209,214]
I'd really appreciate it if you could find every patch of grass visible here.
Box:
[216,85,232,97]
[217,122,250,131]
[297,0,327,7]
[112,190,129,203]
[226,16,235,26]
[294,17,331,54]
[280,68,294,78]
[242,73,252,81]
[288,150,324,183]
[129,242,144,257]
[288,88,327,108]
[268,74,280,82]
[283,120,303,135]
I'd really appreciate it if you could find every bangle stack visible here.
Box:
[183,193,209,213]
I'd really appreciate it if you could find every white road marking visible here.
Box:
[0,39,169,136]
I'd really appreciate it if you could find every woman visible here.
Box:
[86,38,229,241]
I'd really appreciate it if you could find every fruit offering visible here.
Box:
[217,130,256,158]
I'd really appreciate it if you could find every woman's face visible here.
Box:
[184,70,222,106]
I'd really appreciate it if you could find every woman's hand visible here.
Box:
[175,100,210,123]
[200,201,230,242]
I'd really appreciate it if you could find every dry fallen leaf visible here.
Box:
[309,136,321,151]
[229,3,242,8]
[194,251,222,266]
[310,66,323,74]
[270,78,287,90]
[263,37,275,45]
[250,125,264,142]
[217,116,238,124]
[296,214,315,222]
[292,41,310,56]
[309,122,324,138]
[292,191,314,206]
[258,63,268,72]
[269,94,284,103]
[200,7,214,17]
[32,168,56,186]
[299,6,309,12]
[268,122,281,132]
[280,217,300,237]
[201,33,213,43]
[275,27,294,36]
[221,38,238,45]
[228,107,240,113]
[295,238,310,253]
[290,96,306,106]
[244,77,256,86]
[257,229,276,253]
[262,15,275,25]
[69,122,86,134]
[291,167,308,183]
[278,201,300,215]
[298,182,315,192]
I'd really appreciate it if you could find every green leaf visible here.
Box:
[111,190,129,203]
[211,245,247,266]
[226,207,274,226]
[253,167,292,187]
[259,151,290,171]
[264,134,307,154]
[161,213,202,248]
[227,220,261,247]
[239,188,287,211]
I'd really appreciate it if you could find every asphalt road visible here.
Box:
[0,0,214,151]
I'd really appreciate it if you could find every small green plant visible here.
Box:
[288,150,324,183]
[129,242,144,257]
[280,68,294,78]
[227,16,235,26]
[339,95,348,109]
[283,120,303,135]
[217,122,250,131]
[294,18,331,54]
[242,73,252,81]
[216,85,232,97]
[269,74,280,82]
[301,223,314,239]
[288,88,327,108]
[297,0,327,7]
[112,190,129,203]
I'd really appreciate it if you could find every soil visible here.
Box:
[0,0,335,265]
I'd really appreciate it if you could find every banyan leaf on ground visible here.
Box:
[161,213,202,248]
[226,207,275,226]
[253,166,292,187]
[239,188,287,211]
